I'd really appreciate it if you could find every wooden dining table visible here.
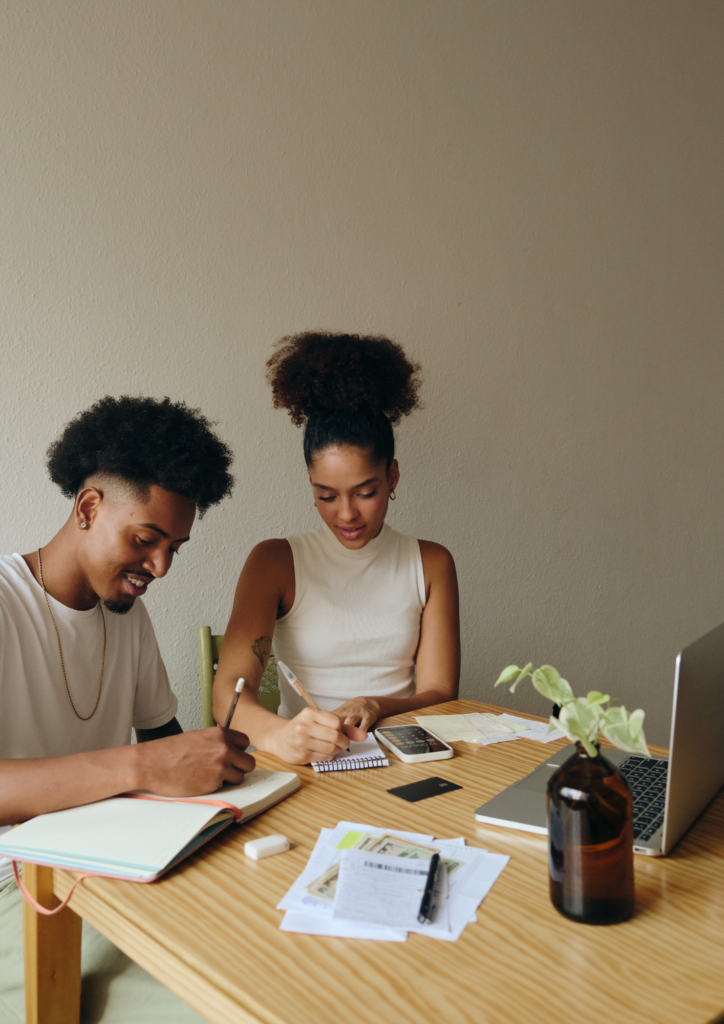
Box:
[23,699,724,1024]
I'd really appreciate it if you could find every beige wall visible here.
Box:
[1,0,723,745]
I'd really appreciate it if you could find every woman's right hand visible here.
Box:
[269,707,366,765]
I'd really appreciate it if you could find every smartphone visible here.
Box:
[374,724,454,763]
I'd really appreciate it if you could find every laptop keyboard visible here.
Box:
[617,756,668,843]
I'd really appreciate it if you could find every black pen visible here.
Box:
[417,853,441,925]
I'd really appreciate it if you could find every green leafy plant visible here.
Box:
[494,663,649,758]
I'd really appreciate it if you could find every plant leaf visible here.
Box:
[494,665,521,687]
[605,705,627,725]
[628,708,645,739]
[560,700,604,743]
[557,705,600,757]
[531,665,574,705]
[510,662,533,693]
[601,706,650,755]
[586,690,610,706]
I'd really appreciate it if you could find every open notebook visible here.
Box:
[311,735,389,773]
[0,768,300,883]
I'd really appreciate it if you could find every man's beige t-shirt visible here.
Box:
[0,554,178,759]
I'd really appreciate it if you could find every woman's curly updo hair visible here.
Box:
[266,331,422,466]
[46,396,234,516]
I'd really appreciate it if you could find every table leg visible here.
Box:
[23,863,82,1024]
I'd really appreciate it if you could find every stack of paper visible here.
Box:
[278,821,508,941]
[409,716,485,743]
[496,713,566,743]
[414,713,566,747]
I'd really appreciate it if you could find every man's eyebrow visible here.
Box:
[311,477,380,490]
[139,522,191,543]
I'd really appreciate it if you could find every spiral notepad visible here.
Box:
[311,736,389,773]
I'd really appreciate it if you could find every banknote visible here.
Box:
[373,834,463,876]
[354,833,389,853]
[395,847,463,877]
[305,861,340,903]
[374,834,423,856]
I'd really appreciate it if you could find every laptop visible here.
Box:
[474,621,724,856]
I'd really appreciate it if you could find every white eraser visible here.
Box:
[244,834,290,860]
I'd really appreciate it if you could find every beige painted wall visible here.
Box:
[1,0,722,745]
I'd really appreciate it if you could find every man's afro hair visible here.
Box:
[46,396,234,516]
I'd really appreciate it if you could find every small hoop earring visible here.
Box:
[389,491,396,501]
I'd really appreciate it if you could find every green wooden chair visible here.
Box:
[197,626,281,727]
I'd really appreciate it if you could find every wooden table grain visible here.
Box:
[25,700,724,1024]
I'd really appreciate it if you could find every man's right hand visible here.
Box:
[133,728,255,796]
[268,707,366,765]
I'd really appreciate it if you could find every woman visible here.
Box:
[213,331,460,764]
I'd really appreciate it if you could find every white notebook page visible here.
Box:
[0,797,222,877]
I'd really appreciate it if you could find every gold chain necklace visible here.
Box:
[37,547,106,721]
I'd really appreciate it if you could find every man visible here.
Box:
[0,395,253,1024]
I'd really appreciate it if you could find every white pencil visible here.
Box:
[222,678,245,728]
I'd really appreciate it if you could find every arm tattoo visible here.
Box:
[252,635,272,668]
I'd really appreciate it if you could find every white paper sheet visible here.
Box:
[498,713,567,743]
[415,844,509,942]
[413,715,486,742]
[464,713,520,737]
[473,733,522,746]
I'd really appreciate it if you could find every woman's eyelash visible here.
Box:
[317,491,377,502]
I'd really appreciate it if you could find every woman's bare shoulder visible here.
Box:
[417,540,457,595]
[247,538,293,562]
[240,538,294,581]
[417,539,456,570]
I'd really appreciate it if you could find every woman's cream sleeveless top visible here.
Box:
[273,522,426,718]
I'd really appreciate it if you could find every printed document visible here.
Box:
[333,850,450,933]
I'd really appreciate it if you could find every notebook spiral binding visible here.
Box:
[312,757,390,773]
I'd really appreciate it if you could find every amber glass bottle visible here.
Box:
[547,742,634,924]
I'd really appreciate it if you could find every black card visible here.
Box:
[387,776,462,803]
